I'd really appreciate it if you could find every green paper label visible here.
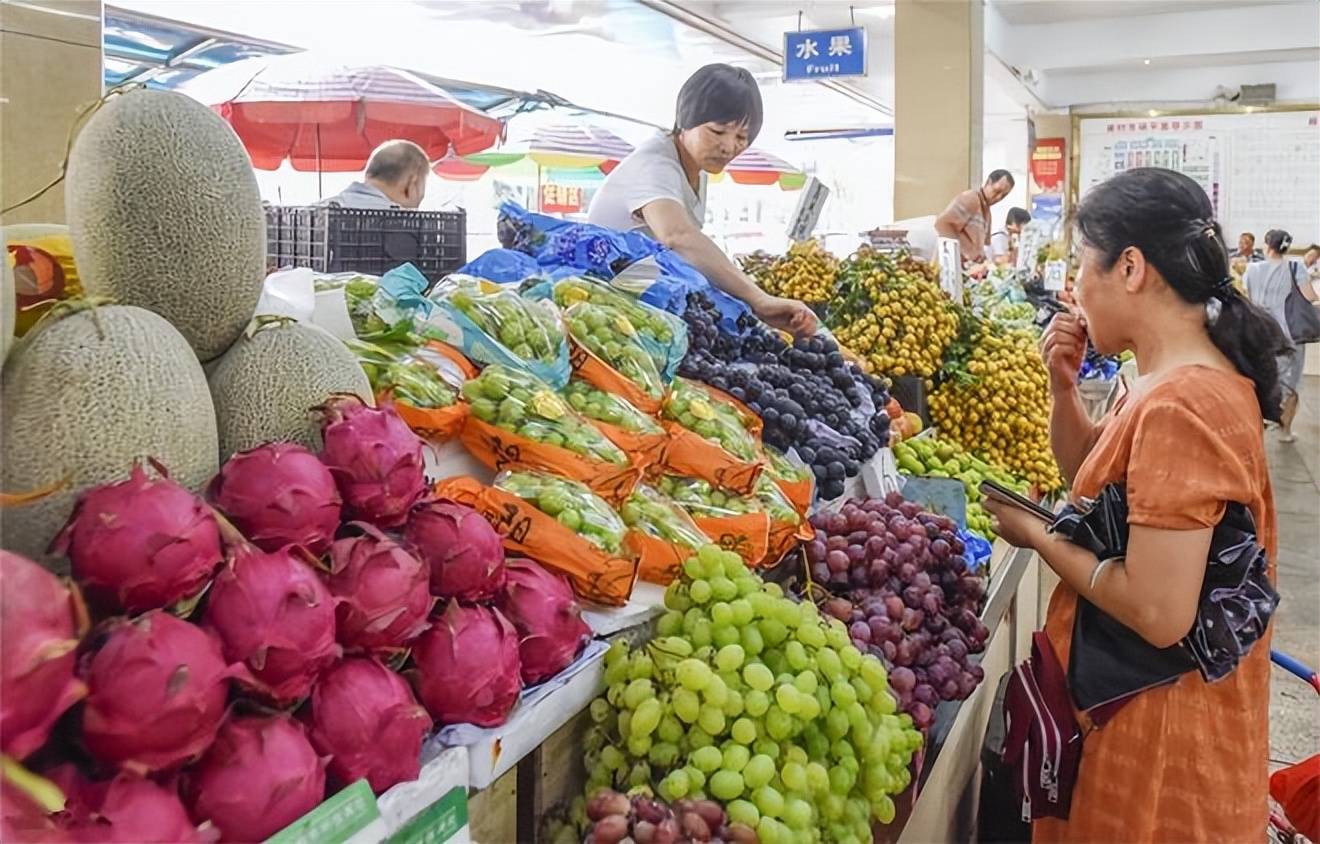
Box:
[387,787,469,844]
[265,780,380,844]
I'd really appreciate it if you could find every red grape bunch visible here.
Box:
[803,494,989,731]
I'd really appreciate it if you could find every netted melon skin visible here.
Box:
[65,88,266,362]
[1,306,219,569]
[208,321,373,462]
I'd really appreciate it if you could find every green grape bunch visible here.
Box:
[565,302,667,399]
[562,378,663,435]
[581,545,923,844]
[462,365,627,465]
[664,380,760,462]
[446,280,563,365]
[496,470,627,555]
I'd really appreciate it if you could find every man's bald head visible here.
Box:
[364,140,429,208]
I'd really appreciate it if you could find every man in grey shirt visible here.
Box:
[322,140,430,209]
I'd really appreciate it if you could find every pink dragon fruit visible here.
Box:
[202,546,340,705]
[2,771,69,844]
[495,559,591,685]
[184,715,327,844]
[304,658,432,794]
[48,765,218,844]
[318,396,426,529]
[207,443,342,555]
[327,524,433,655]
[404,500,506,601]
[0,551,87,760]
[409,602,522,728]
[51,462,223,614]
[80,612,249,773]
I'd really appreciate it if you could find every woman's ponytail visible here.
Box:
[1206,292,1288,421]
[1075,168,1290,421]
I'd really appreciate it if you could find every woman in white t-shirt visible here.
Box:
[588,64,816,337]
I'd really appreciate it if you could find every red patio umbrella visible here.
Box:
[180,53,504,173]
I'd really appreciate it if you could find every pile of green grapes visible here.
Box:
[582,545,922,844]
[564,302,667,399]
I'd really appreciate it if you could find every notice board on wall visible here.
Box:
[1078,111,1320,247]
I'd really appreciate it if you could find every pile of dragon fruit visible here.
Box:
[0,396,591,843]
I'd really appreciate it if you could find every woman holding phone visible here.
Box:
[985,168,1287,841]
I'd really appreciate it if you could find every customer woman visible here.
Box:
[1244,228,1317,442]
[985,168,1288,842]
[587,64,816,336]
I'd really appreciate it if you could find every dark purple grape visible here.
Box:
[850,621,872,643]
[826,550,849,573]
[939,679,960,700]
[865,536,886,558]
[881,640,898,661]
[826,535,848,552]
[812,563,831,582]
[913,683,939,707]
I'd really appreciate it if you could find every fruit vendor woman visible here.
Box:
[588,64,817,338]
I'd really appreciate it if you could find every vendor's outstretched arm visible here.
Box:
[639,199,817,336]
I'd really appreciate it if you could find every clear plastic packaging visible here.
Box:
[495,470,627,555]
[655,474,761,517]
[461,365,627,465]
[551,276,688,377]
[754,475,801,526]
[563,302,666,399]
[662,379,760,462]
[426,275,571,386]
[620,484,709,551]
[562,378,663,435]
[762,445,811,484]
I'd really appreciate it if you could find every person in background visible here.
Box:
[990,207,1031,266]
[933,170,1015,264]
[587,64,816,337]
[1244,228,1318,443]
[987,167,1287,843]
[1304,243,1320,283]
[1232,231,1265,263]
[322,140,429,210]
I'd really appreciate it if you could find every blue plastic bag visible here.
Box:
[374,262,435,323]
[958,528,994,572]
[455,249,542,284]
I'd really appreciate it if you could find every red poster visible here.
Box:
[1030,138,1066,191]
[540,184,583,213]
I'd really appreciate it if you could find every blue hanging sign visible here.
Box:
[783,27,867,82]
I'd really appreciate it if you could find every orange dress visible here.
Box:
[1033,366,1275,844]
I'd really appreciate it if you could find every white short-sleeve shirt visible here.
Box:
[587,133,706,237]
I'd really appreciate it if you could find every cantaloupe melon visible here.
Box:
[1,241,13,366]
[65,88,266,362]
[208,319,373,461]
[1,305,219,568]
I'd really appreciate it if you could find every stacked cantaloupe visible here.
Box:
[1,89,370,565]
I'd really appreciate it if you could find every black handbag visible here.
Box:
[1050,484,1280,712]
[1285,262,1320,345]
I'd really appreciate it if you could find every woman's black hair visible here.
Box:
[1075,167,1289,421]
[1264,229,1293,254]
[674,64,764,142]
[1006,207,1031,227]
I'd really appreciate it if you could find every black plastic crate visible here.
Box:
[265,205,466,284]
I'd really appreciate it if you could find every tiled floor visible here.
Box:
[1268,375,1319,770]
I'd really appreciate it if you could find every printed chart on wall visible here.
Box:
[1079,111,1320,246]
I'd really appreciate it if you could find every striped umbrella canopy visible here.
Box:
[712,147,807,190]
[434,123,634,181]
[180,53,504,171]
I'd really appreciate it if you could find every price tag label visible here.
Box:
[1044,260,1068,291]
[937,237,964,302]
[265,780,382,844]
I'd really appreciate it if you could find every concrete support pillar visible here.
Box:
[1,0,104,225]
[893,0,984,220]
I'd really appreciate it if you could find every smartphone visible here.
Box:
[979,480,1056,522]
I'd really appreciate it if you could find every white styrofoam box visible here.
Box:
[581,581,666,636]
[424,439,494,487]
[430,640,608,789]
[377,746,471,842]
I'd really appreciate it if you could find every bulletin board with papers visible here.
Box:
[1078,110,1320,247]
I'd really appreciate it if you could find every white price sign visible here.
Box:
[937,237,963,302]
[1043,260,1068,291]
